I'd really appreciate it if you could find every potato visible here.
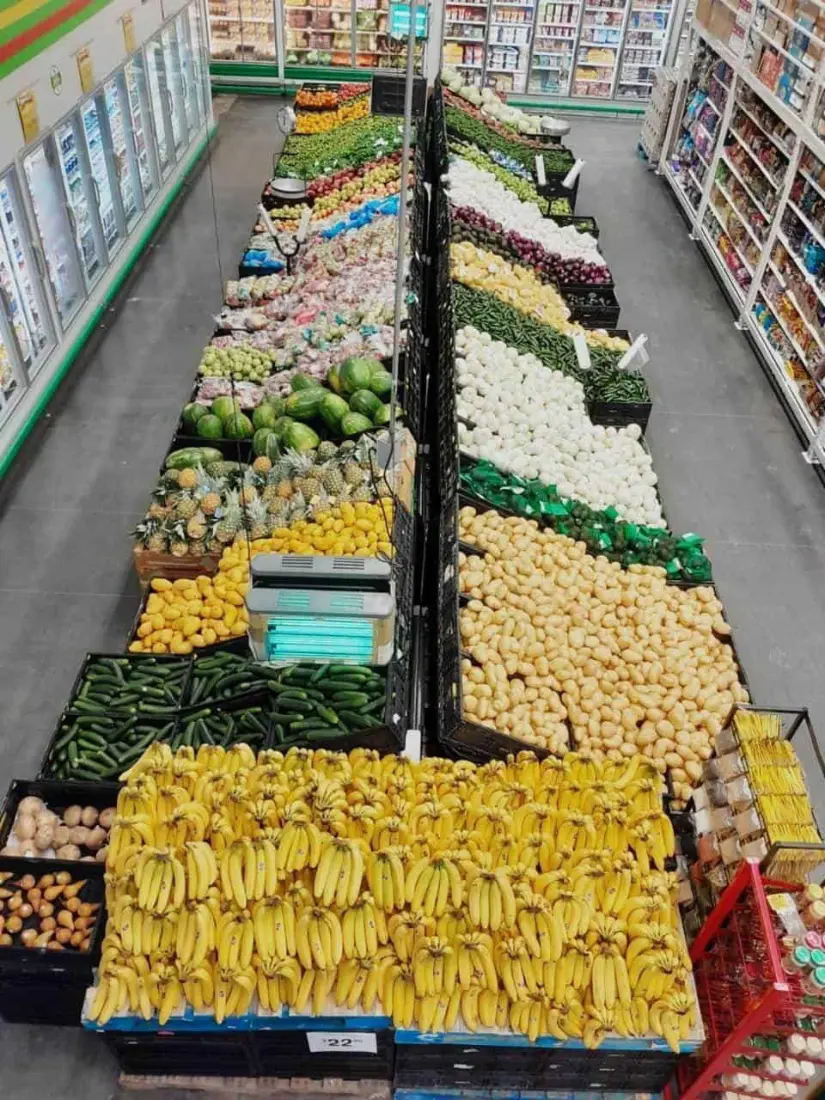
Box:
[14,813,36,840]
[18,797,44,816]
[80,807,98,829]
[98,808,115,830]
[63,806,82,828]
[55,845,81,861]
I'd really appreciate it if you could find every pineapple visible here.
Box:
[253,455,273,475]
[307,462,325,480]
[261,483,279,504]
[175,494,199,520]
[296,476,322,500]
[288,490,309,522]
[148,531,168,553]
[195,468,225,516]
[177,467,199,491]
[343,460,366,487]
[133,517,166,551]
[352,485,373,502]
[207,459,244,480]
[321,465,345,495]
[246,498,271,540]
[215,489,243,544]
[170,541,189,558]
[240,468,261,506]
[188,540,207,557]
[339,440,356,455]
[162,469,182,487]
[187,513,207,541]
[276,479,294,500]
[317,441,338,462]
[147,501,168,519]
[267,497,289,519]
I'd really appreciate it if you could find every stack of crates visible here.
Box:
[639,68,678,165]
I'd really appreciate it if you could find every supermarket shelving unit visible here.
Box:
[659,11,825,464]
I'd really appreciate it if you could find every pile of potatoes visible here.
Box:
[1,798,115,862]
[457,507,749,803]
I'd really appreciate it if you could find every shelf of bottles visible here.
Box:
[668,39,732,214]
[616,0,675,98]
[209,0,278,60]
[528,0,579,95]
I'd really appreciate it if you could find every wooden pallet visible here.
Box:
[117,1076,391,1100]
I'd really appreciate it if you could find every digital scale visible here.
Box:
[246,554,396,666]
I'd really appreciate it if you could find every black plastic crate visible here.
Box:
[563,286,621,329]
[63,653,192,716]
[372,72,427,118]
[255,1028,394,1079]
[0,779,120,857]
[39,712,179,781]
[551,213,600,238]
[394,1040,677,1093]
[0,855,106,1024]
[587,397,652,433]
[107,1031,255,1076]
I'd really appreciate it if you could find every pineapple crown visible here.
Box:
[195,467,227,497]
[218,487,243,522]
[244,496,270,527]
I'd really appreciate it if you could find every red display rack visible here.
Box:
[675,858,825,1100]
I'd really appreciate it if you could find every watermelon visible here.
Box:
[166,447,223,469]
[340,412,373,437]
[285,389,325,420]
[261,395,286,415]
[285,422,321,452]
[273,416,295,440]
[369,369,393,398]
[252,404,279,430]
[211,395,241,422]
[349,389,383,419]
[181,402,208,432]
[320,392,350,431]
[326,363,343,394]
[197,414,225,440]
[372,404,391,426]
[224,412,254,439]
[290,372,323,391]
[253,427,279,457]
[339,357,377,396]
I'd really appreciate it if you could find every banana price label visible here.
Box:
[306,1032,377,1053]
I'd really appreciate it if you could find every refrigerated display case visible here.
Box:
[573,0,629,97]
[528,0,579,95]
[0,0,213,475]
[210,0,279,61]
[22,142,86,328]
[283,0,354,66]
[442,0,488,85]
[485,0,534,93]
[0,169,54,381]
[616,0,675,98]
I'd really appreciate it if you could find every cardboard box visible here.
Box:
[696,0,714,29]
[708,1,736,41]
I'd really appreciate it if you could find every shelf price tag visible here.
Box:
[617,334,649,372]
[296,206,311,243]
[535,154,546,187]
[573,332,591,370]
[563,159,585,190]
[306,1032,378,1054]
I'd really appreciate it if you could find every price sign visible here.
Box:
[534,154,546,187]
[573,332,591,370]
[617,334,649,372]
[306,1032,378,1054]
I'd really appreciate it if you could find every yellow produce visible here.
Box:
[450,241,629,352]
[129,575,249,653]
[88,744,695,1049]
[458,507,748,803]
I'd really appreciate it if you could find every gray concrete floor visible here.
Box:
[0,103,824,1092]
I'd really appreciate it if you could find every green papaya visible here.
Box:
[340,412,373,437]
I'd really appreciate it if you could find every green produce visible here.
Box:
[44,716,181,780]
[453,141,550,213]
[452,283,650,403]
[197,414,225,440]
[549,197,572,216]
[268,662,387,745]
[349,389,383,418]
[68,655,190,714]
[339,357,376,395]
[369,369,393,397]
[446,106,573,175]
[340,411,373,436]
[199,344,274,382]
[252,405,279,430]
[185,651,279,707]
[253,427,280,458]
[284,422,321,452]
[260,395,286,415]
[181,403,208,432]
[285,389,325,419]
[211,396,241,421]
[278,116,407,179]
[460,458,712,583]
[290,372,323,392]
[224,412,254,439]
[327,363,343,394]
[320,392,350,429]
[373,404,392,426]
[165,447,224,470]
[175,705,270,750]
[273,416,295,440]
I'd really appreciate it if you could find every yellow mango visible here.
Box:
[214,621,230,637]
[181,616,201,638]
[196,575,212,592]
[146,593,164,615]
[152,642,168,653]
[137,621,154,639]
[186,600,204,616]
[151,577,173,592]
[230,621,246,636]
[224,590,244,607]
[172,578,193,591]
[190,634,205,647]
[159,628,174,644]
[129,640,145,652]
[170,637,193,654]
[223,605,238,628]
[151,613,165,631]
[202,627,217,646]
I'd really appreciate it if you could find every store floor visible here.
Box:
[0,102,824,1091]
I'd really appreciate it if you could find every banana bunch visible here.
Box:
[88,744,696,1048]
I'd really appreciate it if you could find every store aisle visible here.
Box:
[0,96,281,1097]
[571,117,825,788]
